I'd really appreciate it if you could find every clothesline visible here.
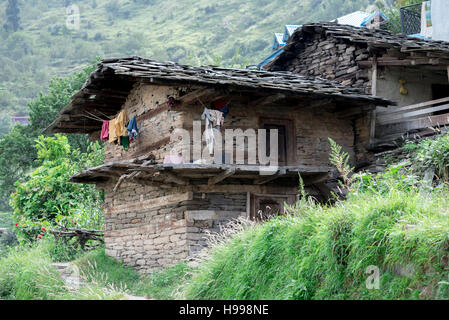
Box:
[100,109,140,151]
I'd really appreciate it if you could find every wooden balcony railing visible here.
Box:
[375,96,449,146]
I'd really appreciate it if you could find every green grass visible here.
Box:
[0,239,190,300]
[75,249,190,299]
[182,187,449,300]
[0,240,130,300]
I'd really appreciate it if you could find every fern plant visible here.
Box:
[328,138,355,193]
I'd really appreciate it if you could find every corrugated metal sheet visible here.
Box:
[283,25,301,42]
[272,33,285,50]
[334,11,370,27]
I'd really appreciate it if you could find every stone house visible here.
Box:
[46,57,390,272]
[265,22,449,149]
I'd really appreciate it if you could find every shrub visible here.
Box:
[10,135,104,242]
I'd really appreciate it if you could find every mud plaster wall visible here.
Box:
[376,66,448,113]
[179,100,370,168]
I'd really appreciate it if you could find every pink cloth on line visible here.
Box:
[100,121,109,141]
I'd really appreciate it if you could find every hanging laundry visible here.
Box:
[201,107,221,155]
[115,109,129,137]
[120,136,130,150]
[209,109,224,128]
[109,118,118,144]
[212,99,229,118]
[204,117,215,155]
[202,107,223,128]
[100,121,109,141]
[127,116,139,141]
[108,110,129,144]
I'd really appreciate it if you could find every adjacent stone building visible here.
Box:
[266,23,449,148]
[46,57,390,273]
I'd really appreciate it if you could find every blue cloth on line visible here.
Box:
[127,116,139,140]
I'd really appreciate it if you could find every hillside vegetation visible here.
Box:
[0,0,377,120]
[181,135,449,300]
[1,133,449,300]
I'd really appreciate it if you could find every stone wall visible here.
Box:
[98,82,373,273]
[104,83,190,163]
[180,98,367,168]
[102,179,251,272]
[277,35,372,94]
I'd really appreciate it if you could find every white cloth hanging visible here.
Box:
[204,117,215,155]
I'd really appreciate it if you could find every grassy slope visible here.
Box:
[75,249,190,299]
[0,236,188,299]
[2,133,449,300]
[182,189,449,300]
[0,0,374,116]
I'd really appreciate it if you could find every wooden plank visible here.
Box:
[377,97,449,115]
[252,93,286,107]
[178,88,216,106]
[208,168,236,185]
[253,168,286,185]
[377,103,449,125]
[370,56,378,146]
[376,113,449,138]
[164,171,190,185]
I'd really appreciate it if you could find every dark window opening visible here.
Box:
[431,84,449,116]
[250,195,288,222]
[264,124,287,165]
[259,118,295,165]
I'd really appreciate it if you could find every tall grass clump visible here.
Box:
[74,248,190,299]
[181,137,449,300]
[0,242,128,300]
[0,245,66,299]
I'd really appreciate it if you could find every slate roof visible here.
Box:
[268,22,449,70]
[46,56,392,134]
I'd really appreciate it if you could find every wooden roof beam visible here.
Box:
[252,93,286,107]
[164,171,190,185]
[253,169,286,185]
[208,168,236,185]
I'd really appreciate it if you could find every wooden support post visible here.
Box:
[369,56,378,147]
[208,168,236,185]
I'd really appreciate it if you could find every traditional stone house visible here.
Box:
[46,57,390,272]
[266,23,449,148]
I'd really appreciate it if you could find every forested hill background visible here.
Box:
[0,0,388,127]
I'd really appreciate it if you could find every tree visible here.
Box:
[394,0,422,7]
[10,135,104,242]
[0,61,98,211]
[3,0,20,33]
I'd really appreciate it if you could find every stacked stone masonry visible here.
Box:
[278,36,372,94]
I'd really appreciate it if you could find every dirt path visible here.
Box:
[51,262,149,300]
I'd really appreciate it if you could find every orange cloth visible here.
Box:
[108,110,128,144]
[108,118,118,143]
